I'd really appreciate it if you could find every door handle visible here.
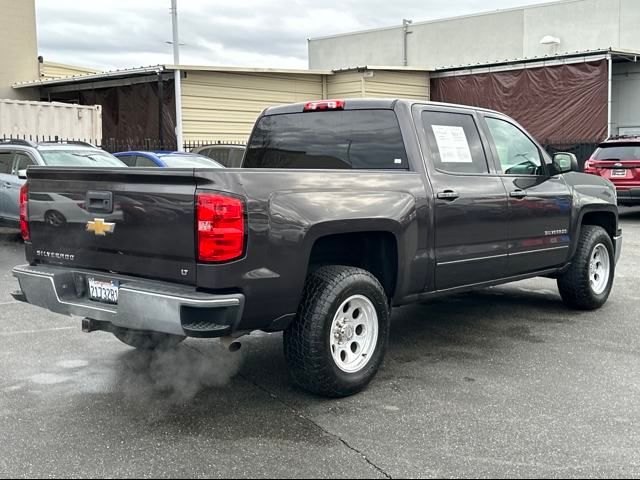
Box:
[437,190,460,201]
[510,190,528,198]
[3,182,12,188]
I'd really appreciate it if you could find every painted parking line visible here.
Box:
[0,326,75,337]
[0,301,19,306]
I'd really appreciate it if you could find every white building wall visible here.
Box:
[309,0,640,70]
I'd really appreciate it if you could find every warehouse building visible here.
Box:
[309,0,640,148]
[12,65,431,148]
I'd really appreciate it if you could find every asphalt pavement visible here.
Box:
[0,212,639,478]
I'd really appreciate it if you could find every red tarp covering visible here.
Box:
[430,59,608,143]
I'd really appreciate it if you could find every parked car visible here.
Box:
[13,99,621,398]
[191,144,246,168]
[114,151,224,168]
[0,140,125,228]
[584,135,640,206]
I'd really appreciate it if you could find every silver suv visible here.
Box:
[191,144,246,168]
[0,140,124,227]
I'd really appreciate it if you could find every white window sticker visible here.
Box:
[432,125,473,163]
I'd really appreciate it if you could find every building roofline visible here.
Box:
[13,63,434,89]
[14,65,166,88]
[432,48,640,73]
[163,64,333,75]
[308,0,592,42]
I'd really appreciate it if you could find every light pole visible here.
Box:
[171,0,184,151]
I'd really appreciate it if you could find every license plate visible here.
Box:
[612,169,627,177]
[88,278,119,304]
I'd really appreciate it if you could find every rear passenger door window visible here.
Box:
[422,111,489,175]
[135,156,158,167]
[0,152,13,174]
[117,155,136,167]
[12,152,36,175]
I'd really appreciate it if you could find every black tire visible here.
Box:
[284,266,390,398]
[113,328,185,351]
[557,225,615,310]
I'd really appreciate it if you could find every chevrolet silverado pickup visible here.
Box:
[12,99,622,398]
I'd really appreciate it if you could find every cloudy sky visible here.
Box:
[36,0,556,71]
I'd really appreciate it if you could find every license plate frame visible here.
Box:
[88,277,120,305]
[611,169,627,178]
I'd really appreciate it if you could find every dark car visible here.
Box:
[114,151,224,168]
[584,136,640,206]
[13,99,621,398]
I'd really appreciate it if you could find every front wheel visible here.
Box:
[113,328,185,351]
[557,225,615,310]
[284,266,390,398]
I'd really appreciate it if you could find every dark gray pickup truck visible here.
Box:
[12,99,622,397]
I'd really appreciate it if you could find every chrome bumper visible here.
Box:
[12,264,244,337]
[614,230,623,265]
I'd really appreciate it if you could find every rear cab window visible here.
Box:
[244,110,409,170]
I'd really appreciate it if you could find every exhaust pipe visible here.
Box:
[220,336,242,352]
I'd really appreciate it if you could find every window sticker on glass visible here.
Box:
[432,125,473,163]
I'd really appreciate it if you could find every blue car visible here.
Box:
[114,151,224,168]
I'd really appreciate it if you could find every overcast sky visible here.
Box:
[36,0,557,71]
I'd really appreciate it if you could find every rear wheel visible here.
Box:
[284,266,390,398]
[557,225,615,310]
[113,328,185,351]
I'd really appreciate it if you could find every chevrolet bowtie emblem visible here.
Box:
[86,218,115,236]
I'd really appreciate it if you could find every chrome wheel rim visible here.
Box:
[330,295,379,374]
[589,244,610,295]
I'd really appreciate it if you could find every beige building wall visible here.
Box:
[40,62,100,80]
[0,0,39,100]
[328,70,430,100]
[181,68,431,143]
[181,70,325,142]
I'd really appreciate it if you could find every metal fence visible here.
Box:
[3,134,598,166]
[1,135,247,153]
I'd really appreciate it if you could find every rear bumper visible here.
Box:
[616,188,640,205]
[12,264,245,338]
[614,229,623,265]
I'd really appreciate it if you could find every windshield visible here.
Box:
[593,144,640,161]
[40,149,126,167]
[159,155,224,168]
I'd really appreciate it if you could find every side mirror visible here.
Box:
[553,152,579,174]
[17,169,28,180]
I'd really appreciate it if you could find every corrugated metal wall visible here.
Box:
[181,69,431,143]
[40,62,99,80]
[0,99,102,141]
[363,71,430,99]
[327,71,364,98]
[181,71,324,142]
[327,70,430,100]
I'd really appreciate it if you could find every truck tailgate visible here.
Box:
[25,167,198,285]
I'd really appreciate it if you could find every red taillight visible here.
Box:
[584,160,597,174]
[303,100,345,112]
[197,192,245,263]
[20,183,30,241]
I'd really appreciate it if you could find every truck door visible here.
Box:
[480,114,572,275]
[416,106,510,290]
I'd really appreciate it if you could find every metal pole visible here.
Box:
[171,0,184,151]
[402,19,413,67]
[607,54,613,138]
